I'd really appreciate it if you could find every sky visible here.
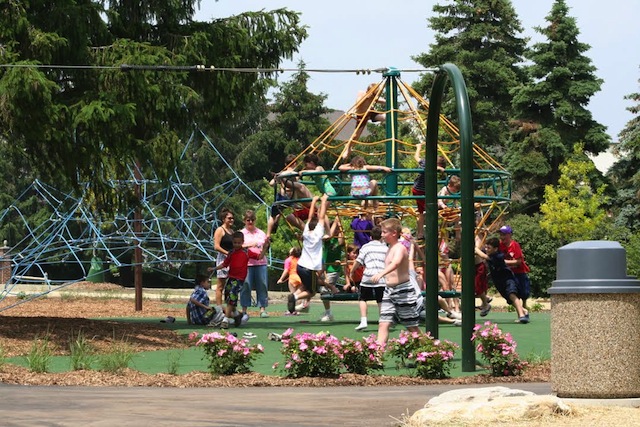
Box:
[196,0,640,142]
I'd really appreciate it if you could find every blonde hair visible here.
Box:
[380,218,402,236]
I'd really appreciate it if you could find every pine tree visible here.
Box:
[508,0,609,212]
[607,67,640,230]
[412,0,528,158]
[234,63,330,183]
[0,1,307,212]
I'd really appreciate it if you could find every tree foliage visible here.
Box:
[540,144,608,243]
[412,0,527,157]
[0,1,307,213]
[508,0,609,212]
[607,67,640,230]
[234,64,330,183]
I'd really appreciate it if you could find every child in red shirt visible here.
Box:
[210,231,266,328]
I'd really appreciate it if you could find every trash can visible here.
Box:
[549,240,640,398]
[87,256,105,283]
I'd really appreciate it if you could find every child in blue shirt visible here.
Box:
[478,237,529,324]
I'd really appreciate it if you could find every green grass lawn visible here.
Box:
[10,301,550,377]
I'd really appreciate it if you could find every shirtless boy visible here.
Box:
[371,218,421,344]
[266,155,314,240]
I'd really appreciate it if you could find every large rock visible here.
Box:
[409,386,571,425]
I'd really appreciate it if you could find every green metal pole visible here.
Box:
[425,63,476,371]
[383,68,400,195]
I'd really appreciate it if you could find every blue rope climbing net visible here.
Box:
[0,128,268,306]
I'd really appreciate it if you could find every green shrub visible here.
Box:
[26,335,53,373]
[69,331,95,370]
[97,339,135,373]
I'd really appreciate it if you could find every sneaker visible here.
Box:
[320,314,334,322]
[241,314,249,325]
[447,311,462,320]
[452,319,462,326]
[260,311,269,318]
[295,302,310,313]
[517,316,530,324]
[355,322,368,331]
[287,294,296,313]
[220,318,229,329]
[480,304,492,317]
[268,332,282,342]
[233,312,244,327]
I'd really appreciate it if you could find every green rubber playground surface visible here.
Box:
[11,301,550,377]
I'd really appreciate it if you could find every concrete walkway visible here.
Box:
[0,383,552,426]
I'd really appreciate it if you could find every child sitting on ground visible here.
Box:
[478,237,529,324]
[209,231,267,328]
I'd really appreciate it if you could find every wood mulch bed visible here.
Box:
[0,282,550,387]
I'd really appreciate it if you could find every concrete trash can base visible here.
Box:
[550,241,640,399]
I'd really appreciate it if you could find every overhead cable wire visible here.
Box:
[0,63,438,74]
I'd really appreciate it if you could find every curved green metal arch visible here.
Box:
[424,63,476,372]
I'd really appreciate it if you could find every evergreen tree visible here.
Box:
[607,68,640,230]
[539,144,608,243]
[412,0,527,158]
[508,0,609,212]
[0,1,307,212]
[234,63,330,183]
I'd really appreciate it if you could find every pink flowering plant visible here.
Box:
[191,331,264,376]
[472,321,527,377]
[386,330,458,379]
[275,329,343,378]
[340,335,385,375]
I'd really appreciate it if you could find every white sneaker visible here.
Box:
[447,311,462,320]
[453,319,462,327]
[320,314,334,322]
[295,302,310,313]
[355,322,367,331]
[241,314,249,325]
[220,318,229,329]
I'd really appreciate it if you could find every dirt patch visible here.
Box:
[0,282,550,387]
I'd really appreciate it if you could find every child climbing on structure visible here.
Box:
[339,155,390,209]
[342,83,386,159]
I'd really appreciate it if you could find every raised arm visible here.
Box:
[338,163,353,172]
[307,195,320,224]
[414,142,424,164]
[363,165,391,173]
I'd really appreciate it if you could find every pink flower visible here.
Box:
[313,346,327,355]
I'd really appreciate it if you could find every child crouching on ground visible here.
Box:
[210,231,267,328]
